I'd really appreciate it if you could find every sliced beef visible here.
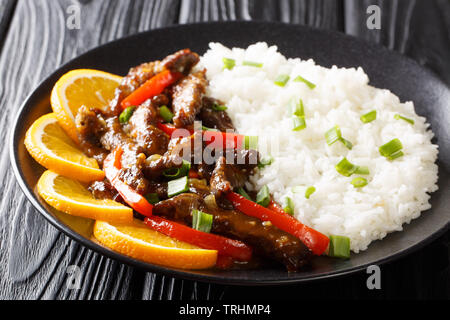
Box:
[172,71,207,128]
[210,150,260,197]
[128,95,170,156]
[198,97,235,132]
[89,180,120,201]
[109,61,161,115]
[160,49,200,75]
[153,193,311,271]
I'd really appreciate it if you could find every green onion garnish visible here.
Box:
[144,193,160,205]
[394,114,414,125]
[292,116,307,131]
[256,185,270,207]
[163,160,191,179]
[354,166,370,175]
[223,57,236,70]
[289,99,305,117]
[325,126,342,146]
[192,209,213,233]
[293,75,316,89]
[242,136,259,150]
[258,155,274,169]
[274,74,290,87]
[292,186,303,193]
[167,176,189,198]
[336,158,369,177]
[325,126,352,150]
[360,110,377,123]
[340,138,353,150]
[243,60,263,68]
[159,105,174,123]
[305,186,316,199]
[283,197,294,216]
[212,104,228,112]
[328,235,351,259]
[351,177,368,188]
[119,106,136,124]
[236,187,252,201]
[379,138,404,160]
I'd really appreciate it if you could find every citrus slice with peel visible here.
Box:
[25,113,105,183]
[37,171,133,224]
[93,220,218,270]
[51,69,122,143]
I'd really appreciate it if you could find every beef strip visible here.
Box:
[198,97,235,132]
[160,49,200,75]
[153,193,311,271]
[172,71,207,128]
[128,95,170,156]
[210,150,260,197]
[89,180,120,201]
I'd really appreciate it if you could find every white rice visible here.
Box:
[198,42,439,252]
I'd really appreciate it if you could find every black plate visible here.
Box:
[9,21,450,285]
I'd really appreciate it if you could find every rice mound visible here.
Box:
[198,42,439,252]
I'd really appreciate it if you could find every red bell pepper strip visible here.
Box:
[268,200,286,215]
[103,147,153,217]
[203,131,245,150]
[188,169,200,179]
[144,216,252,261]
[226,192,329,256]
[121,70,182,110]
[157,123,246,150]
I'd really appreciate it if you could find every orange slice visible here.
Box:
[93,220,218,270]
[37,170,133,224]
[51,69,122,143]
[25,113,104,182]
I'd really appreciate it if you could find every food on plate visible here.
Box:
[37,170,133,223]
[24,42,438,271]
[25,113,105,182]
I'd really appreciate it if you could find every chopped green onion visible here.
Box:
[212,104,228,112]
[243,60,263,68]
[144,193,160,205]
[379,138,404,160]
[283,197,295,216]
[236,187,252,201]
[293,75,316,89]
[256,185,270,207]
[163,160,191,179]
[274,74,290,87]
[202,126,219,132]
[360,110,377,123]
[242,136,259,150]
[305,186,316,199]
[340,138,353,150]
[223,57,236,70]
[292,186,303,193]
[325,126,342,146]
[288,99,305,117]
[258,155,274,169]
[328,235,351,259]
[159,105,174,123]
[292,116,307,131]
[167,176,189,198]
[394,114,414,125]
[325,125,352,149]
[335,158,357,177]
[354,166,370,175]
[119,106,136,124]
[351,177,368,188]
[192,209,213,233]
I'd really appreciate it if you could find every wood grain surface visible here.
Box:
[0,0,449,300]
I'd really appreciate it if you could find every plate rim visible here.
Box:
[9,20,450,286]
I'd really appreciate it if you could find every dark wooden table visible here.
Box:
[0,0,449,300]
